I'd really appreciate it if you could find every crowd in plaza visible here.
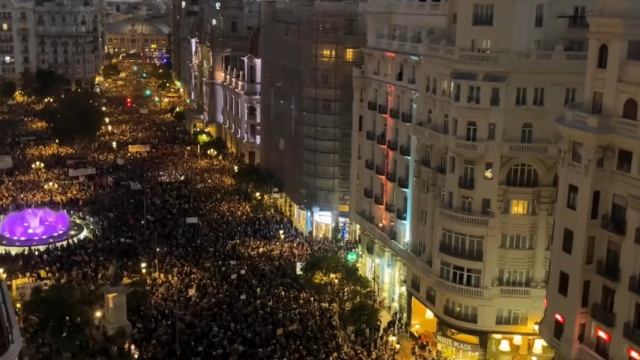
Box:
[0,62,405,360]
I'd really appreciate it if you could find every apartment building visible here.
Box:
[0,0,34,80]
[350,0,593,358]
[260,0,365,237]
[34,0,102,88]
[104,17,170,56]
[541,1,640,360]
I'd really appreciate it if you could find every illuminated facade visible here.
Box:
[104,18,170,56]
[350,0,592,358]
[541,1,640,360]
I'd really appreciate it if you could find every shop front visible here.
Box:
[409,296,553,360]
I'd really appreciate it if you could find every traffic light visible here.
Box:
[133,66,138,71]
[145,90,151,96]
[142,73,147,78]
[346,252,357,263]
[126,98,132,107]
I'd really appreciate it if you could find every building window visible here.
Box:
[506,164,538,187]
[534,4,544,27]
[520,123,533,143]
[533,87,545,106]
[581,280,590,308]
[592,91,604,114]
[617,149,633,173]
[496,309,528,326]
[488,123,496,140]
[564,88,576,106]
[461,196,472,213]
[510,200,530,215]
[231,21,237,32]
[597,44,608,69]
[567,184,578,210]
[497,269,531,287]
[484,162,493,179]
[440,229,484,261]
[500,234,533,249]
[553,316,564,340]
[467,85,480,104]
[472,4,494,26]
[444,299,478,324]
[345,48,356,62]
[591,191,600,220]
[515,87,527,106]
[623,98,638,120]
[440,261,482,288]
[558,271,569,297]
[571,141,583,164]
[627,40,640,61]
[562,228,573,254]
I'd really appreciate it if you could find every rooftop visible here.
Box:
[105,17,171,36]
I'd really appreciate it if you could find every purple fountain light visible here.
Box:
[0,208,71,241]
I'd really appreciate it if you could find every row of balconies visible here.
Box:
[367,101,414,124]
[356,210,546,303]
[362,187,409,220]
[362,164,411,190]
[561,102,640,140]
[364,132,412,158]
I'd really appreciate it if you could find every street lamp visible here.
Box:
[233,165,238,173]
[107,125,112,131]
[112,141,117,149]
[105,117,110,124]
[141,262,147,274]
[44,182,58,190]
[31,161,44,170]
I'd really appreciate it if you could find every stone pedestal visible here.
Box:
[102,285,132,336]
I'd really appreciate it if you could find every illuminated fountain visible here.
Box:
[0,208,88,251]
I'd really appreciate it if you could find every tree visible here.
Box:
[102,64,120,78]
[41,90,103,143]
[22,283,94,358]
[22,69,66,98]
[0,81,16,98]
[148,65,172,82]
[343,299,380,332]
[173,110,186,122]
[233,164,269,193]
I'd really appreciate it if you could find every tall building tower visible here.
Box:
[542,1,640,360]
[350,0,591,358]
[33,0,102,88]
[261,0,365,237]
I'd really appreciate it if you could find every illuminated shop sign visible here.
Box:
[436,334,479,352]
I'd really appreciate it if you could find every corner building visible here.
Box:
[542,1,640,360]
[350,0,591,358]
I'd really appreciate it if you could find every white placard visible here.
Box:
[231,274,237,279]
[69,167,96,177]
[139,108,149,114]
[185,217,199,224]
[240,270,245,274]
[240,295,246,299]
[296,262,304,275]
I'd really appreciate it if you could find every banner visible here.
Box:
[69,167,96,177]
[128,145,151,153]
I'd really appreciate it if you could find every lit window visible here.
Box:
[321,49,335,58]
[345,48,355,62]
[510,200,529,215]
[1,24,7,31]
[181,1,185,8]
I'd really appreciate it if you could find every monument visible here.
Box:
[101,261,132,336]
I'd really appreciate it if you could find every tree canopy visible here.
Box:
[102,63,121,78]
[0,81,16,98]
[41,90,103,143]
[300,253,378,330]
[233,163,270,193]
[22,283,94,357]
[21,69,69,98]
[148,65,172,82]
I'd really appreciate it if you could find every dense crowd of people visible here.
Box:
[0,62,405,360]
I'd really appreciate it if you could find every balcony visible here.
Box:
[367,101,377,111]
[363,187,373,199]
[624,322,640,348]
[561,103,640,140]
[399,145,411,157]
[439,242,483,262]
[458,177,475,190]
[439,206,491,227]
[374,165,385,176]
[365,130,375,141]
[374,194,384,206]
[377,104,388,115]
[596,259,621,282]
[601,214,626,236]
[376,134,387,146]
[398,177,409,190]
[366,240,375,255]
[629,276,640,296]
[451,138,486,157]
[385,203,395,214]
[591,303,616,328]
[401,112,413,124]
[411,278,421,293]
[364,159,374,171]
[635,227,640,245]
[436,165,446,175]
[501,142,558,158]
[387,139,398,151]
[386,172,397,183]
[396,208,407,221]
[389,108,400,119]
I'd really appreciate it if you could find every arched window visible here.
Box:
[623,98,638,121]
[506,163,538,187]
[597,44,608,69]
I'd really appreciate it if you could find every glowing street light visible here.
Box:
[101,106,106,111]
[44,182,58,190]
[112,141,117,149]
[107,125,112,131]
[31,161,44,170]
[105,117,110,124]
[141,262,147,274]
[233,165,238,173]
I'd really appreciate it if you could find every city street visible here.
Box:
[0,60,409,360]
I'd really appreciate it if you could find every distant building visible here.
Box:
[104,18,170,56]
